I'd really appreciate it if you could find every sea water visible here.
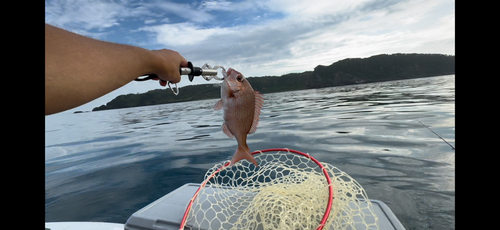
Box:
[45,74,455,229]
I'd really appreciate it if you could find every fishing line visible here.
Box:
[417,120,455,150]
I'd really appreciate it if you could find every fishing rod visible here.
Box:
[417,120,455,150]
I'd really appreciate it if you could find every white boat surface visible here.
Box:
[45,221,124,230]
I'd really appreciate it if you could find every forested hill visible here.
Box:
[92,53,454,112]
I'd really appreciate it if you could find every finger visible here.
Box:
[171,57,188,83]
[169,63,182,84]
[180,56,188,67]
[169,75,181,84]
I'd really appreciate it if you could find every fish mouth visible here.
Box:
[223,68,243,96]
[227,68,241,76]
[225,79,241,95]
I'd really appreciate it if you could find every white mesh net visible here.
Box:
[182,149,379,230]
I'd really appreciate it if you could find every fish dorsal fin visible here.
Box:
[248,91,264,134]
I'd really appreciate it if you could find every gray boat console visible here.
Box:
[125,183,405,230]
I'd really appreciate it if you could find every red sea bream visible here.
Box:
[214,68,264,166]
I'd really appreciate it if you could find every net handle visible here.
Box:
[179,148,334,230]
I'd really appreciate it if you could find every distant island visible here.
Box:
[92,53,454,111]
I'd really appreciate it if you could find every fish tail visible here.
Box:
[230,145,258,167]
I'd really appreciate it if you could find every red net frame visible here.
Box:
[179,148,334,230]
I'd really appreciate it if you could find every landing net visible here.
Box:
[180,148,379,230]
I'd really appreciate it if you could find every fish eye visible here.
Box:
[237,76,244,82]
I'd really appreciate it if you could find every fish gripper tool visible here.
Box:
[134,61,220,82]
[134,61,224,95]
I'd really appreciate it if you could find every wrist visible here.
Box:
[135,48,163,77]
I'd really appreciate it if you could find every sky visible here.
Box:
[45,0,454,113]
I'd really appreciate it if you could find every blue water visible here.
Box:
[45,75,455,229]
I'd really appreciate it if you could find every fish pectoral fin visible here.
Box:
[248,92,264,134]
[222,123,234,138]
[213,99,223,110]
[230,146,258,167]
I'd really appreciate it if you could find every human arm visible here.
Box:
[45,24,187,115]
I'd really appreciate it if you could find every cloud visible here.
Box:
[198,0,233,11]
[158,0,452,77]
[144,19,157,24]
[146,1,215,23]
[139,22,235,46]
[262,0,366,16]
[45,0,454,111]
[45,0,127,30]
[138,0,397,75]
